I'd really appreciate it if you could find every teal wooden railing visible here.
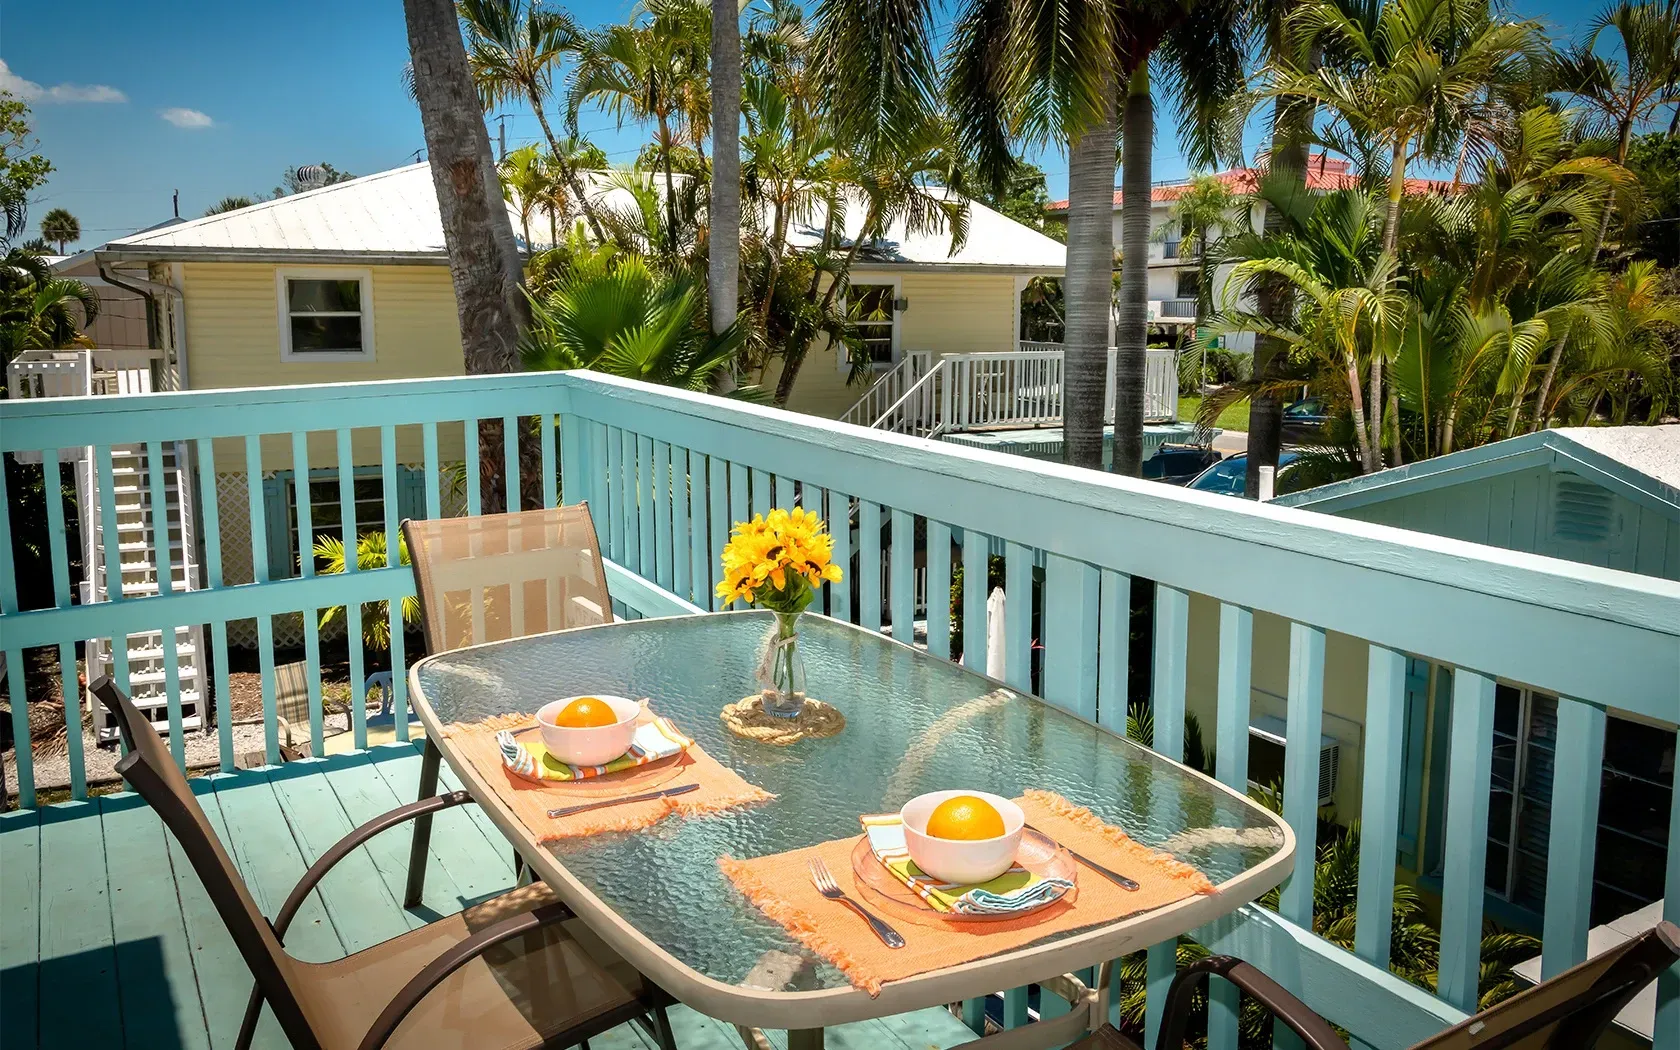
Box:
[1,370,1676,1050]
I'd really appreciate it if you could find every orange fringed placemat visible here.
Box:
[445,713,774,841]
[718,790,1214,996]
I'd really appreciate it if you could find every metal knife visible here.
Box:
[547,782,701,819]
[1026,822,1141,891]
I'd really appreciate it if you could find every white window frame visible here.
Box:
[839,276,902,374]
[276,267,376,362]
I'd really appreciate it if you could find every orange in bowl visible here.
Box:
[925,795,1008,840]
[555,696,618,728]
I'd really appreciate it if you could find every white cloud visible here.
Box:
[0,60,126,104]
[160,107,214,129]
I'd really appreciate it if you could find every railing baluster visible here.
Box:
[1438,668,1497,1013]
[381,425,407,741]
[709,460,732,612]
[775,474,795,509]
[1281,622,1326,926]
[1002,541,1032,690]
[1208,602,1253,1050]
[859,500,882,632]
[670,446,690,600]
[688,451,711,608]
[245,435,279,766]
[94,445,131,698]
[195,438,234,771]
[1144,584,1190,1048]
[1356,645,1405,969]
[421,422,442,517]
[587,421,610,529]
[143,440,186,768]
[465,418,482,517]
[750,467,771,519]
[1541,698,1606,978]
[293,431,325,755]
[960,529,988,672]
[540,411,558,509]
[1097,570,1130,735]
[889,509,914,642]
[728,462,749,532]
[829,491,853,622]
[338,428,366,750]
[653,440,673,591]
[926,522,953,660]
[618,430,640,570]
[40,450,85,798]
[1043,555,1098,719]
[637,435,656,582]
[0,459,31,806]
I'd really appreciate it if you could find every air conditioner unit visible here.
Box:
[1246,714,1339,807]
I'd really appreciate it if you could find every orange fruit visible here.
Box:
[924,795,1006,840]
[555,696,618,728]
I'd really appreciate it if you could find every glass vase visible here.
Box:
[762,611,808,718]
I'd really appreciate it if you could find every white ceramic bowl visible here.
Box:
[900,790,1024,885]
[535,695,641,766]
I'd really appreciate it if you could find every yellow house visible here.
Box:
[88,163,1065,643]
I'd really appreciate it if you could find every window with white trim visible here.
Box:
[278,269,374,359]
[849,283,898,369]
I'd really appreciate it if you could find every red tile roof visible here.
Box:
[1045,155,1456,212]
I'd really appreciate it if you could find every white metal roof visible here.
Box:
[99,162,1065,273]
[1550,425,1680,492]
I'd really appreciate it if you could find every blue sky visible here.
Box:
[6,0,1609,251]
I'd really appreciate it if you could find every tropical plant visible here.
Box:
[38,208,78,254]
[205,196,255,216]
[314,532,421,651]
[405,0,530,513]
[1160,175,1239,387]
[520,241,747,392]
[458,0,609,241]
[499,143,556,248]
[710,0,743,378]
[1,271,100,358]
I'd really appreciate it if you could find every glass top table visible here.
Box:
[410,611,1292,1030]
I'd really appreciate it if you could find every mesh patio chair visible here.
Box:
[90,676,678,1050]
[399,504,613,905]
[1064,921,1680,1050]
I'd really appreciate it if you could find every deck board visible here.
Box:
[37,802,124,1050]
[100,791,214,1050]
[11,752,982,1050]
[0,808,41,1050]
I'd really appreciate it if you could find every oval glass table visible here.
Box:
[408,611,1293,1041]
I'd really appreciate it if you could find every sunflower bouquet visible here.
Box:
[716,507,843,716]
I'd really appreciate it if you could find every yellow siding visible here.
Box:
[771,270,1021,418]
[182,262,467,470]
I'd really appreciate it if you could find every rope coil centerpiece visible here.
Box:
[715,506,845,742]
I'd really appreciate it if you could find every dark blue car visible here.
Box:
[1187,450,1303,497]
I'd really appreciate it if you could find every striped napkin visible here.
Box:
[498,717,693,782]
[859,813,1074,915]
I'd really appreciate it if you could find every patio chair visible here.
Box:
[90,675,679,1050]
[1065,920,1680,1050]
[399,504,613,906]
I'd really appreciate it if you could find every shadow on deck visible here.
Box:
[0,744,978,1050]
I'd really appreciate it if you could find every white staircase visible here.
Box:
[9,349,207,742]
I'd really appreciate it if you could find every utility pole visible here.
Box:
[494,114,509,163]
[172,189,179,218]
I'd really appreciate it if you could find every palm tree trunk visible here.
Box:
[1382,136,1406,257]
[1062,76,1119,472]
[1245,70,1316,499]
[658,116,681,259]
[405,0,529,512]
[782,205,881,404]
[710,0,742,347]
[527,96,609,244]
[1111,66,1152,477]
[1344,352,1374,471]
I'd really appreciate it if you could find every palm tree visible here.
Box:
[404,0,530,513]
[314,532,420,652]
[521,243,747,391]
[711,0,743,372]
[1,270,101,359]
[1159,174,1237,389]
[498,143,553,248]
[205,196,255,216]
[1530,0,1680,426]
[1271,0,1548,463]
[38,208,79,254]
[1542,261,1680,425]
[458,0,610,242]
[1216,189,1406,472]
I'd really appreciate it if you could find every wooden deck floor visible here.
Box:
[0,743,979,1050]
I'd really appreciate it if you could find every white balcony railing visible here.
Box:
[2,371,1675,1050]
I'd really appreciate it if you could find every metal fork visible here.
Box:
[808,858,906,949]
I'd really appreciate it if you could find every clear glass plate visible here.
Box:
[848,828,1078,926]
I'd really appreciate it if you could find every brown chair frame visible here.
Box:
[1072,918,1680,1050]
[91,676,678,1050]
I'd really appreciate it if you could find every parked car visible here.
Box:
[1280,397,1330,445]
[1187,450,1304,497]
[1143,444,1222,485]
